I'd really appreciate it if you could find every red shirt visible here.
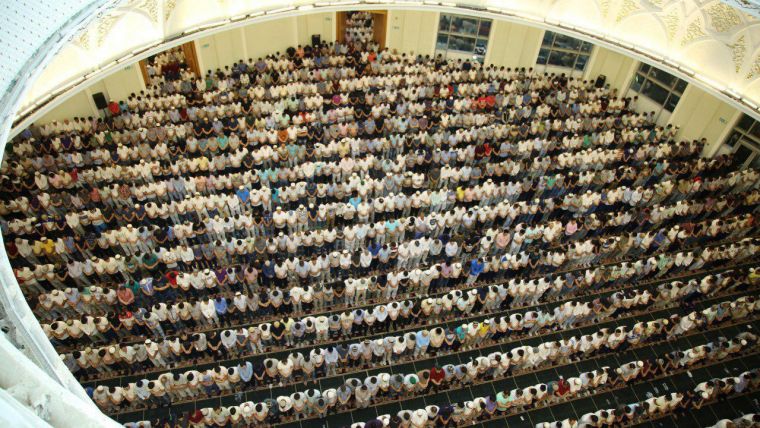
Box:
[430,367,445,384]
[188,410,204,423]
[108,102,120,115]
[165,271,178,286]
[555,379,570,396]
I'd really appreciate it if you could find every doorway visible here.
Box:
[336,10,387,50]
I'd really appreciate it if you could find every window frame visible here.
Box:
[435,13,492,61]
[724,113,760,169]
[536,31,594,72]
[629,63,687,113]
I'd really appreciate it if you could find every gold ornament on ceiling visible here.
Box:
[680,19,706,46]
[615,0,640,23]
[706,2,743,32]
[730,35,746,73]
[72,30,90,51]
[662,8,679,41]
[96,14,120,47]
[648,0,664,7]
[134,0,159,24]
[599,0,611,18]
[164,0,177,22]
[746,55,760,79]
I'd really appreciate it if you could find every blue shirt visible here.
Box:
[214,298,228,315]
[469,260,485,276]
[416,331,431,347]
[349,196,361,209]
[236,187,250,204]
[239,362,253,382]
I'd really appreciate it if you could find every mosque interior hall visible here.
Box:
[1,1,760,428]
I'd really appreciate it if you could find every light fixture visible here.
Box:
[84,69,101,80]
[724,88,741,100]
[741,98,758,110]
[16,102,39,119]
[116,53,135,63]
[677,65,695,77]
[513,12,541,22]
[196,19,228,30]
[695,73,725,92]
[269,6,296,14]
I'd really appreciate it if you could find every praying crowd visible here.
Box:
[3,15,759,428]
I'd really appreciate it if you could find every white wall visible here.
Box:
[296,12,335,46]
[37,91,96,124]
[196,13,336,74]
[386,10,438,57]
[485,20,542,69]
[668,84,740,156]
[36,62,145,124]
[102,64,145,100]
[584,46,638,94]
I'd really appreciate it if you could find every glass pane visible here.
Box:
[542,31,554,47]
[725,131,742,148]
[436,34,449,51]
[737,114,755,131]
[630,73,645,92]
[536,48,550,65]
[548,50,577,68]
[750,122,760,140]
[638,63,651,74]
[649,67,676,87]
[451,16,479,36]
[674,79,687,94]
[478,20,492,38]
[580,42,593,53]
[447,35,476,52]
[439,15,452,32]
[663,94,680,112]
[475,38,488,56]
[752,153,760,169]
[733,145,753,167]
[553,33,581,51]
[574,54,589,71]
[641,81,669,105]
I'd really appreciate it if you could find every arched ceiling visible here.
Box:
[5,0,760,134]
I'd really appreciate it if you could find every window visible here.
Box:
[436,14,492,61]
[536,31,593,71]
[629,63,687,113]
[724,113,760,169]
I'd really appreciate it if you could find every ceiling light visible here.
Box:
[695,74,725,92]
[268,6,296,14]
[116,53,134,63]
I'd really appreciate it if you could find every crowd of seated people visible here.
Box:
[3,21,760,428]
